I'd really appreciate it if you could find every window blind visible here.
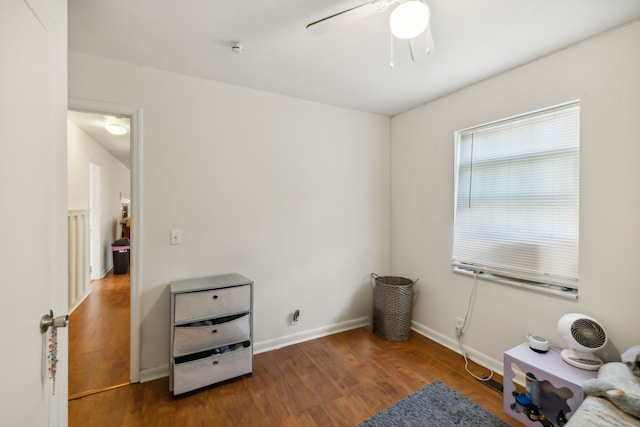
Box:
[452,102,580,289]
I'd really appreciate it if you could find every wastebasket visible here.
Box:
[112,238,130,275]
[371,273,418,341]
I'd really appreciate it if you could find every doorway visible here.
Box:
[66,106,139,399]
[89,162,101,281]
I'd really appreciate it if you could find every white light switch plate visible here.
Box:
[170,229,182,245]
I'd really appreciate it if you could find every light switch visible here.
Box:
[170,229,182,245]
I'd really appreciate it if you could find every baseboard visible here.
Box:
[411,320,504,376]
[139,317,371,383]
[140,365,169,383]
[253,317,370,354]
[141,319,504,384]
[69,288,91,314]
[70,267,112,314]
[89,266,111,282]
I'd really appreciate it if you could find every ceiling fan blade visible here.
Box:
[307,1,392,35]
[408,25,435,62]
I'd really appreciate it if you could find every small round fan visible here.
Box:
[557,313,607,370]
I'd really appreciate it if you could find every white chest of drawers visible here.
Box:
[170,273,253,395]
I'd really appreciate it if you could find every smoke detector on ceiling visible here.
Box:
[231,42,243,54]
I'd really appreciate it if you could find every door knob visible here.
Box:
[40,309,69,333]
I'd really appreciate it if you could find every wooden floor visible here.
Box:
[68,271,130,399]
[69,326,524,426]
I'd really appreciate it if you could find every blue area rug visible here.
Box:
[356,380,509,427]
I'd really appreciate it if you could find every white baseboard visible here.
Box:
[140,365,169,383]
[139,317,371,383]
[90,266,111,282]
[69,266,111,314]
[253,317,370,354]
[411,320,504,376]
[140,318,504,384]
[69,288,92,314]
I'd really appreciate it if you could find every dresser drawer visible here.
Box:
[173,345,252,395]
[174,285,250,323]
[173,313,250,357]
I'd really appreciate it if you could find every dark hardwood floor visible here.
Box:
[69,325,523,426]
[68,271,130,399]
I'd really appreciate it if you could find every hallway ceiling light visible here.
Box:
[105,124,128,135]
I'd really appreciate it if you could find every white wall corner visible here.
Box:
[139,365,169,383]
[411,320,504,377]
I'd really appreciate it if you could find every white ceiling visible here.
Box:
[68,111,131,169]
[68,0,640,117]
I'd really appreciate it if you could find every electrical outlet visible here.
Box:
[292,309,300,325]
[455,317,464,337]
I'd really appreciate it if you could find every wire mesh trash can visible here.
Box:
[371,273,418,341]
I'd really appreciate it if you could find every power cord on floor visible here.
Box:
[458,334,494,382]
[457,271,495,382]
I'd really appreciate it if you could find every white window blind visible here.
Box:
[452,101,580,290]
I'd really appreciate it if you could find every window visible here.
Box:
[452,101,580,297]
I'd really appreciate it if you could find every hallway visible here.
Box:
[69,271,130,399]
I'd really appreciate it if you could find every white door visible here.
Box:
[0,0,68,426]
[89,162,102,280]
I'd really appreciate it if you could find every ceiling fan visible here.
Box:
[306,0,435,63]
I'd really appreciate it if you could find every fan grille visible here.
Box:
[571,318,606,348]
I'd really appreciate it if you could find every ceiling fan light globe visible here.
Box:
[389,1,430,40]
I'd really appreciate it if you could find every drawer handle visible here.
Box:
[212,295,219,300]
[211,329,218,334]
[212,360,219,366]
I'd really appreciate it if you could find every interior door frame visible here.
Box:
[89,161,101,280]
[69,97,143,383]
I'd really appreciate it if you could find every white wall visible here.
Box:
[391,20,640,371]
[68,119,131,277]
[69,52,391,375]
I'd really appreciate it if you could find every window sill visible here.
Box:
[453,267,578,300]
